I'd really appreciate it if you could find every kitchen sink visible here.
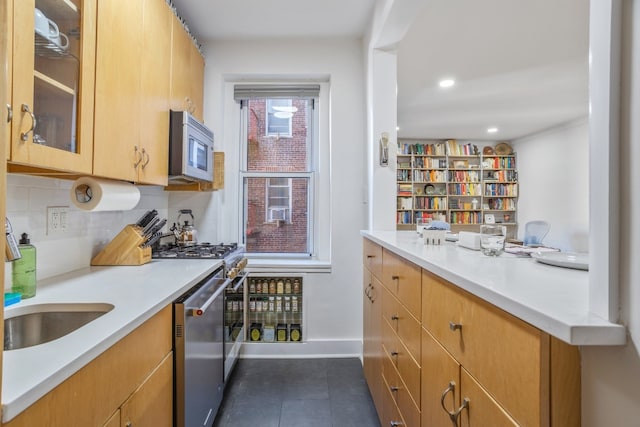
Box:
[4,303,114,351]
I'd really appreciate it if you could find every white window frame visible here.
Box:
[239,92,319,258]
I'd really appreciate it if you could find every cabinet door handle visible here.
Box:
[440,381,457,423]
[449,321,462,332]
[365,283,372,299]
[141,147,150,169]
[6,104,12,123]
[366,254,375,258]
[391,275,399,281]
[390,351,398,357]
[452,398,470,425]
[390,421,403,427]
[20,104,36,141]
[134,145,143,168]
[391,314,399,321]
[125,422,132,427]
[390,385,399,392]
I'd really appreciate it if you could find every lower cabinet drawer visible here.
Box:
[382,352,421,427]
[382,320,421,408]
[382,284,421,362]
[382,372,406,427]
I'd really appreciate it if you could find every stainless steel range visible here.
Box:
[160,243,247,427]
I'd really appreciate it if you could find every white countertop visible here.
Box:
[2,259,222,422]
[362,230,626,346]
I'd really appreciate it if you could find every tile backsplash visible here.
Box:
[4,174,169,287]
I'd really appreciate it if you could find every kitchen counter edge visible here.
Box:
[361,230,626,346]
[2,258,223,423]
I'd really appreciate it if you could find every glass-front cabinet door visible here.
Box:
[10,0,95,173]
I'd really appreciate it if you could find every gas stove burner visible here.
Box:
[152,242,243,260]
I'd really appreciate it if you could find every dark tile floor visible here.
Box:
[213,358,381,427]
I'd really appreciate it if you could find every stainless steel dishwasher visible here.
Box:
[174,267,229,427]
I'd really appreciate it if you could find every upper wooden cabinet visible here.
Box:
[170,14,204,121]
[9,0,96,174]
[93,0,170,185]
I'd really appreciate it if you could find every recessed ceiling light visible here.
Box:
[487,127,498,133]
[439,79,455,88]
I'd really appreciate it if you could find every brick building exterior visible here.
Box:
[245,99,310,253]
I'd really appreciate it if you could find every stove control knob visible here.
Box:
[228,268,238,279]
[239,258,248,269]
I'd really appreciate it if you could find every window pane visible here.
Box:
[244,177,309,254]
[247,98,309,172]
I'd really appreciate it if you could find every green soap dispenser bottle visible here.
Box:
[12,233,37,298]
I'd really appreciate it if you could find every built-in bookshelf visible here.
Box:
[397,139,518,233]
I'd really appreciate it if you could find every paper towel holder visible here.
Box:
[74,184,93,204]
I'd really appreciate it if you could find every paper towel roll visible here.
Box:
[70,177,140,211]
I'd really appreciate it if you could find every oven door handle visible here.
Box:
[232,273,247,292]
[190,278,232,317]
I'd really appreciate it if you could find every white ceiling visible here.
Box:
[172,0,589,142]
[169,0,377,40]
[397,0,590,141]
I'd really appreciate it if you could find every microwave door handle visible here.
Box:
[189,278,232,317]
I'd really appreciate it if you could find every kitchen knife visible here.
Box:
[141,231,163,248]
[145,218,167,238]
[135,209,157,228]
[141,216,160,236]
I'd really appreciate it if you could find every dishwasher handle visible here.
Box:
[190,277,232,317]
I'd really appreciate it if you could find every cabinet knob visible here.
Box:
[390,386,399,392]
[366,255,375,258]
[6,104,12,123]
[20,104,36,141]
[125,422,132,427]
[449,321,462,332]
[391,314,399,321]
[390,422,403,427]
[391,275,399,281]
[390,351,398,357]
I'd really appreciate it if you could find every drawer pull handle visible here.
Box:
[449,321,462,332]
[390,386,399,392]
[391,275,399,280]
[391,314,399,321]
[390,351,398,357]
[367,255,375,258]
[390,422,403,427]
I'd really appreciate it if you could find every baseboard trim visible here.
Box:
[239,339,362,359]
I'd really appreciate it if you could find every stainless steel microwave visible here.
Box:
[169,110,214,183]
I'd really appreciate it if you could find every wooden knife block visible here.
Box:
[91,225,152,266]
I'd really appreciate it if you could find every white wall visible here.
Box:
[512,119,589,252]
[4,175,169,286]
[581,0,640,424]
[198,37,367,355]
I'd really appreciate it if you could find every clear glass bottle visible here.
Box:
[12,233,37,298]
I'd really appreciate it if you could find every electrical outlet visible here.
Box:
[47,206,69,235]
